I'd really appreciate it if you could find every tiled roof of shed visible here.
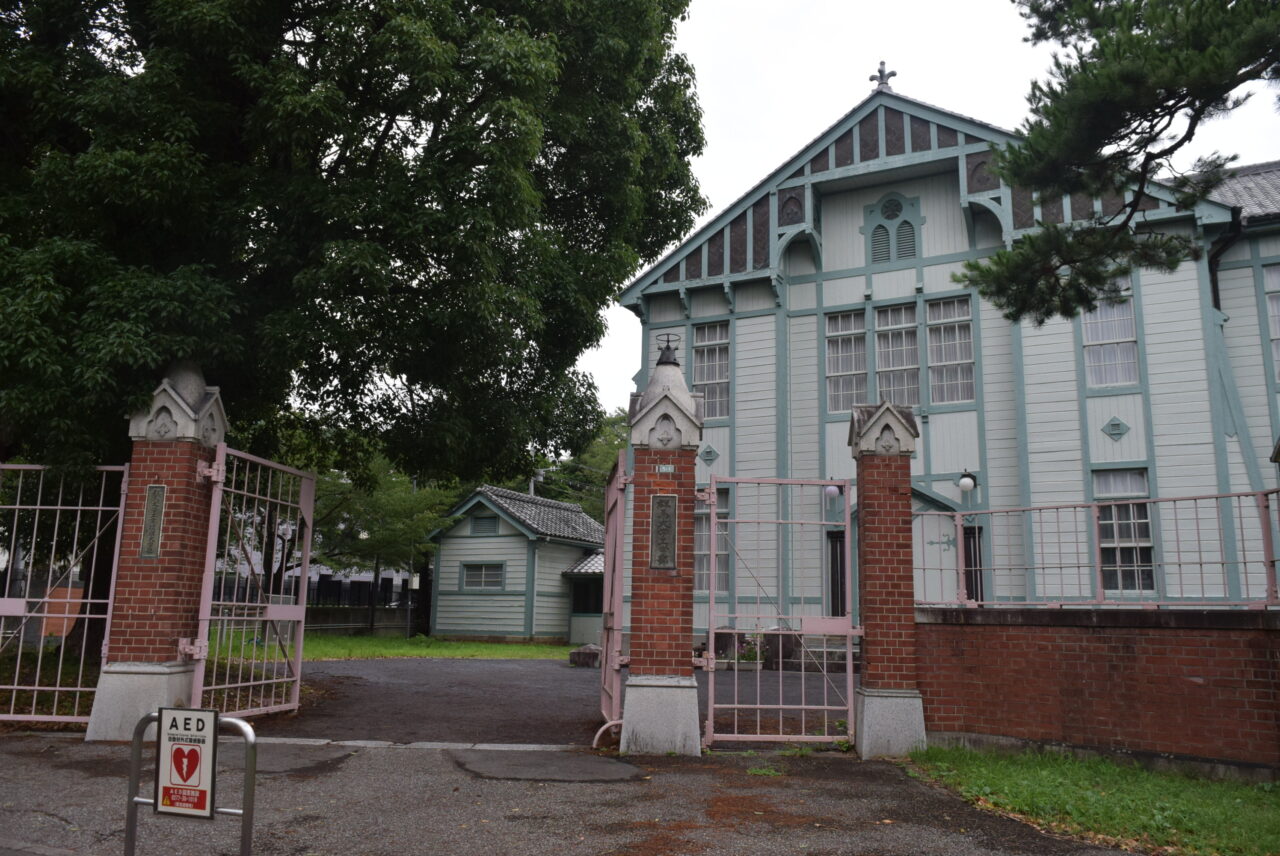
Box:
[562,551,605,576]
[476,485,605,545]
[1211,160,1280,222]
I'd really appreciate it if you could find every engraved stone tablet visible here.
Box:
[140,484,166,558]
[650,494,677,569]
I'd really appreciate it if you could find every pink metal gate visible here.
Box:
[0,464,126,723]
[703,476,861,746]
[191,445,314,717]
[596,452,628,745]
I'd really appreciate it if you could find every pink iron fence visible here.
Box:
[914,489,1280,607]
[0,464,126,723]
[191,445,314,717]
[704,476,860,745]
[596,453,628,747]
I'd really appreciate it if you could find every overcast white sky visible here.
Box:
[576,0,1280,414]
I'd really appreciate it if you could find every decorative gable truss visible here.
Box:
[620,90,1231,321]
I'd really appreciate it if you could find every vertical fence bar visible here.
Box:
[953,511,967,603]
[1259,491,1279,605]
[191,444,227,710]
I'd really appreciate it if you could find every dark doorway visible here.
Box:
[826,530,847,617]
[963,525,984,602]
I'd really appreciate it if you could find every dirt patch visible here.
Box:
[704,791,834,828]
[604,832,710,856]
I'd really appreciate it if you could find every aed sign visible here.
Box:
[155,708,218,818]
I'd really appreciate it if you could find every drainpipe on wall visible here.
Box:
[1207,207,1243,311]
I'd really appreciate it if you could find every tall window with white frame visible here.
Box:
[1082,298,1139,386]
[1265,265,1280,378]
[1094,469,1154,596]
[693,488,731,593]
[825,311,867,412]
[693,322,730,419]
[875,304,919,406]
[926,296,975,403]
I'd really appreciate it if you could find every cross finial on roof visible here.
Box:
[870,61,896,92]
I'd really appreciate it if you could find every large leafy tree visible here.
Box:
[534,406,627,522]
[0,0,704,475]
[957,0,1280,324]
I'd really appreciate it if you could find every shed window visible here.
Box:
[471,515,498,535]
[462,564,504,590]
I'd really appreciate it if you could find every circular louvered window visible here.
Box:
[880,198,903,220]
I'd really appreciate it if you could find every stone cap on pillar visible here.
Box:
[127,362,228,446]
[849,401,918,458]
[629,339,704,451]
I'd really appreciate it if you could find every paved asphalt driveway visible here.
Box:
[253,658,605,744]
[254,658,861,746]
[0,660,1133,855]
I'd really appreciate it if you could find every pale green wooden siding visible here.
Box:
[735,315,776,477]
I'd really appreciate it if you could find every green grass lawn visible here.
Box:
[302,633,573,661]
[910,746,1280,856]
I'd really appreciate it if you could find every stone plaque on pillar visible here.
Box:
[650,495,677,569]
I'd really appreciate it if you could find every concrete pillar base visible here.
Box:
[620,675,701,756]
[86,661,196,742]
[855,687,926,759]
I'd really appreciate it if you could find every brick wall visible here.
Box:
[106,440,214,663]
[628,447,696,676]
[856,452,917,690]
[916,609,1280,766]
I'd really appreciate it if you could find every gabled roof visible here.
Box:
[620,88,1238,309]
[1212,161,1280,224]
[619,87,1022,305]
[444,485,604,546]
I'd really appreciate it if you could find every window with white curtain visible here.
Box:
[875,304,919,406]
[693,322,730,418]
[1093,469,1154,594]
[1082,299,1139,386]
[825,311,867,412]
[927,296,974,403]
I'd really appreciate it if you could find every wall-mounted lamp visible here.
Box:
[957,471,978,493]
[823,483,843,499]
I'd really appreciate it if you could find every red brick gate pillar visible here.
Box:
[850,402,926,758]
[619,340,704,755]
[86,364,228,741]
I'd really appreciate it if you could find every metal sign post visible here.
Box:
[124,711,258,856]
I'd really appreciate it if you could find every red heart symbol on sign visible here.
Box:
[172,746,200,783]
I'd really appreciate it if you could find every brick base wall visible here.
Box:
[916,609,1280,767]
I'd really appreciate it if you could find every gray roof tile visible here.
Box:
[561,551,605,576]
[476,486,605,545]
[1211,160,1280,222]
